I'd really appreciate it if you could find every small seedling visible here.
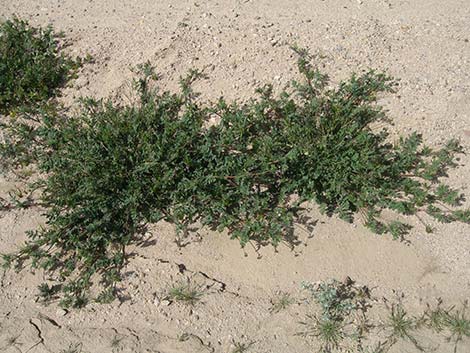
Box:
[444,302,470,352]
[424,299,450,333]
[231,340,254,353]
[110,335,123,351]
[299,314,344,353]
[60,343,83,353]
[383,302,424,351]
[168,281,204,305]
[270,292,295,313]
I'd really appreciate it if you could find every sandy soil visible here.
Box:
[1,0,470,352]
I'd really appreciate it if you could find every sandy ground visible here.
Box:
[1,0,470,352]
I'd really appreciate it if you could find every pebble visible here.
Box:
[162,299,171,306]
[56,308,68,317]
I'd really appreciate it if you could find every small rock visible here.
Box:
[211,281,225,291]
[154,296,171,306]
[56,308,68,317]
[161,299,171,306]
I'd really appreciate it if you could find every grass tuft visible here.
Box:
[383,301,425,351]
[168,281,204,305]
[270,292,295,313]
[299,314,344,353]
[110,335,123,352]
[231,341,255,353]
[444,302,470,352]
[60,343,83,353]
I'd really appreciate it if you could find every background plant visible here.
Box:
[0,18,80,114]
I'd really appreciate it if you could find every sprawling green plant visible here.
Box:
[1,48,469,306]
[0,18,79,113]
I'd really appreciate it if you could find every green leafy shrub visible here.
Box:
[0,18,79,113]
[1,50,469,306]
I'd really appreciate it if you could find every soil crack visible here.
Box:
[26,318,49,352]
